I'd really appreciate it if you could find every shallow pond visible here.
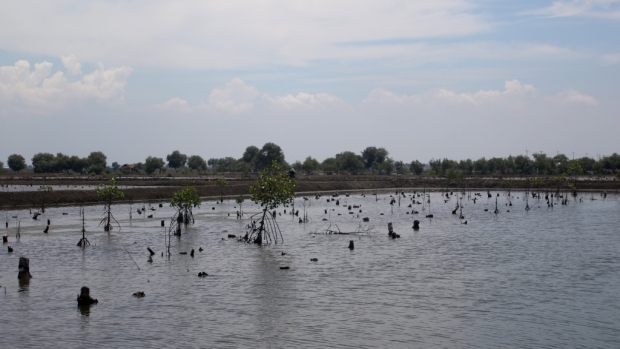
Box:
[1,190,619,348]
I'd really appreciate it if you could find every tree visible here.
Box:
[32,153,55,173]
[255,142,285,171]
[7,154,26,172]
[409,160,424,175]
[69,156,88,174]
[112,162,120,171]
[394,161,408,175]
[95,178,124,232]
[241,145,260,171]
[53,153,71,173]
[247,161,297,244]
[321,157,338,173]
[167,150,187,170]
[88,151,107,175]
[301,156,320,175]
[361,146,388,172]
[336,151,364,174]
[170,187,201,227]
[145,156,165,175]
[0,161,3,172]
[187,155,207,172]
[216,178,229,202]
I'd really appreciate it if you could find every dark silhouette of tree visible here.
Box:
[145,156,165,174]
[7,154,26,172]
[187,155,207,172]
[32,153,55,173]
[88,151,107,174]
[167,150,187,169]
[255,143,286,170]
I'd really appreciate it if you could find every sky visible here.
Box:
[1,0,619,166]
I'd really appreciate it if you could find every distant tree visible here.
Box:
[212,157,239,172]
[394,160,408,175]
[381,158,395,174]
[95,177,124,232]
[236,161,252,175]
[291,161,303,172]
[112,162,120,171]
[321,157,338,173]
[242,145,260,171]
[68,156,88,174]
[409,160,424,175]
[255,142,285,171]
[7,154,26,172]
[513,155,533,175]
[473,157,488,175]
[0,161,3,172]
[361,146,389,173]
[88,151,107,174]
[32,153,56,173]
[145,156,165,175]
[301,156,320,175]
[336,151,364,174]
[53,153,71,173]
[187,155,207,172]
[167,150,187,170]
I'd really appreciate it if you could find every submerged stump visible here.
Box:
[77,286,98,305]
[18,257,32,279]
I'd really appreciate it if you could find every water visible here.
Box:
[1,191,619,348]
[1,184,159,192]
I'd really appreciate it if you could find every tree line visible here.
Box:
[3,145,620,176]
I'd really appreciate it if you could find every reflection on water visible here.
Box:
[0,191,619,348]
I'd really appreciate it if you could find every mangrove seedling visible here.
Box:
[245,160,297,244]
[38,185,53,213]
[216,178,228,203]
[169,187,201,235]
[95,177,124,232]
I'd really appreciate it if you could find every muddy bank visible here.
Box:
[1,176,617,209]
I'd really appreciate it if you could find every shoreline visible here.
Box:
[1,175,617,210]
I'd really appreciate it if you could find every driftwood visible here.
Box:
[147,247,155,256]
[310,224,376,236]
[18,257,32,279]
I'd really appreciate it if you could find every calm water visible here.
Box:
[1,190,619,348]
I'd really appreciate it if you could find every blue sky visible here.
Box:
[0,0,619,165]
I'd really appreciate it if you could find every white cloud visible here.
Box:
[264,92,343,110]
[0,0,489,69]
[0,58,132,113]
[155,97,191,112]
[601,52,620,65]
[61,54,82,75]
[207,78,260,113]
[363,80,536,106]
[527,0,620,19]
[551,89,599,105]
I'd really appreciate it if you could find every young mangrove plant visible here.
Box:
[38,185,52,213]
[169,186,201,235]
[245,160,297,244]
[235,195,245,219]
[95,177,124,232]
[216,178,229,203]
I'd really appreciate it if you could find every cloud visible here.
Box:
[0,58,132,113]
[0,1,489,69]
[363,79,536,106]
[601,52,620,65]
[61,54,82,75]
[527,0,620,19]
[263,92,343,111]
[155,97,191,112]
[551,89,599,105]
[207,78,260,113]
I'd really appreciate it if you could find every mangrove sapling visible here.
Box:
[245,161,297,244]
[169,187,201,235]
[38,185,52,213]
[77,207,90,247]
[216,178,229,203]
[95,178,124,232]
[235,196,245,219]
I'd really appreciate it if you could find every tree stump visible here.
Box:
[18,257,32,279]
[2,235,7,243]
[77,286,98,305]
[348,241,354,250]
